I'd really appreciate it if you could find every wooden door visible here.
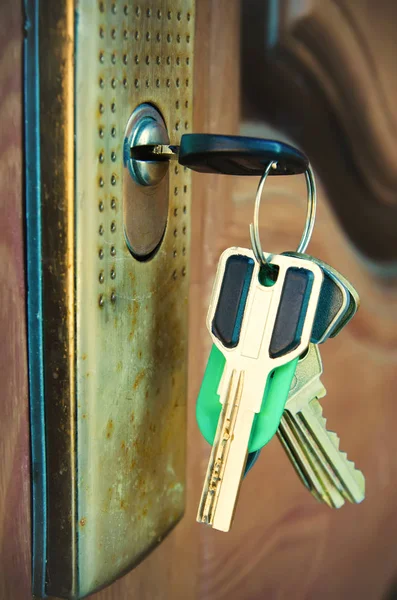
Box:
[0,2,31,598]
[2,1,397,599]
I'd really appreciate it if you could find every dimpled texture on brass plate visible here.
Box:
[74,0,194,596]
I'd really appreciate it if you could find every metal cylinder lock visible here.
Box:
[123,103,171,260]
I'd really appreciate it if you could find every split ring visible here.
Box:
[249,161,317,270]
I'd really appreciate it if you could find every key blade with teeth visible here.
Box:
[292,397,365,504]
[280,344,365,506]
[280,411,346,508]
[197,248,323,531]
[277,415,345,508]
[278,345,345,508]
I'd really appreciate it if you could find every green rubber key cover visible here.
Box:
[196,344,298,452]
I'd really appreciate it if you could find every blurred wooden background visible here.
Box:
[2,0,397,598]
[0,2,31,599]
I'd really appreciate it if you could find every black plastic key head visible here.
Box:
[212,254,255,348]
[179,134,309,176]
[284,251,355,342]
[311,271,348,343]
[269,267,315,358]
[211,252,319,361]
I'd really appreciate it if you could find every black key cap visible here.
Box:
[179,134,309,176]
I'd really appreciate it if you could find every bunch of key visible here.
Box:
[130,131,365,530]
[195,226,365,532]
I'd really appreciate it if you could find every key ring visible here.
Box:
[249,161,317,271]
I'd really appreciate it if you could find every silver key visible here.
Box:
[278,343,345,508]
[279,344,365,506]
[277,413,345,508]
[279,410,346,508]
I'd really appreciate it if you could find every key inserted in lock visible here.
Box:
[125,121,309,261]
[130,134,309,176]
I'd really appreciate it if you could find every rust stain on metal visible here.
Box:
[105,420,114,439]
[128,300,140,340]
[133,370,145,390]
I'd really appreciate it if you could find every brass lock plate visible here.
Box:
[25,0,194,597]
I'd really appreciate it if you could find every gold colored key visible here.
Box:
[197,247,323,531]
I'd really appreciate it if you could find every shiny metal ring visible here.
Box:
[249,161,317,269]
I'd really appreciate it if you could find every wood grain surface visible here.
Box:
[0,2,31,599]
[241,0,397,264]
[2,0,397,598]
